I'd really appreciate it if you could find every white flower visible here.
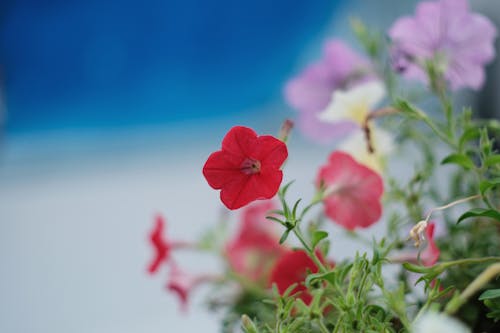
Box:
[338,125,394,172]
[318,80,386,125]
[413,312,470,333]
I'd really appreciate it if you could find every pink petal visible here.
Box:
[317,152,384,229]
[284,62,336,112]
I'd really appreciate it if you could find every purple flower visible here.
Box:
[284,40,374,144]
[389,0,497,91]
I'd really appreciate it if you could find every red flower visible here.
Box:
[203,126,288,210]
[147,215,171,274]
[166,263,211,312]
[225,200,285,283]
[316,151,384,230]
[269,249,323,304]
[420,222,440,266]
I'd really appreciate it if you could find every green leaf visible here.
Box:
[485,155,500,168]
[279,229,291,244]
[305,271,336,287]
[394,99,422,119]
[441,153,475,170]
[402,262,434,274]
[457,208,500,224]
[479,289,500,301]
[279,180,295,197]
[479,178,500,196]
[266,215,285,225]
[311,230,328,249]
[291,199,302,220]
[459,127,480,151]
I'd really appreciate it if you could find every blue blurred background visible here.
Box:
[1,0,341,133]
[3,1,497,333]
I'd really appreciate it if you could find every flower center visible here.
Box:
[240,158,261,175]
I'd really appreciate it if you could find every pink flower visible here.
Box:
[284,40,374,143]
[166,263,213,312]
[225,200,285,283]
[203,126,288,210]
[389,0,497,90]
[316,151,384,230]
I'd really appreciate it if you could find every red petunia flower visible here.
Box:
[203,126,288,210]
[269,249,324,304]
[316,151,384,230]
[166,263,214,312]
[147,215,171,274]
[420,222,440,266]
[225,200,285,283]
[392,221,440,267]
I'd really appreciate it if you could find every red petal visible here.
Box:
[269,250,321,304]
[203,150,244,189]
[147,215,170,274]
[219,174,260,210]
[226,201,283,281]
[254,135,288,168]
[221,126,258,157]
[421,222,440,266]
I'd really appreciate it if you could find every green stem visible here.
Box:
[292,227,328,272]
[316,319,330,333]
[445,263,500,315]
[419,113,456,148]
[441,256,500,269]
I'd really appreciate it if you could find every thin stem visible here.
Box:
[292,227,328,272]
[441,256,500,269]
[423,194,482,223]
[316,319,330,333]
[445,263,500,315]
[420,113,457,148]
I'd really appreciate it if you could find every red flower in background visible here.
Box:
[167,263,215,312]
[269,249,325,304]
[147,215,171,274]
[316,151,384,230]
[420,222,440,266]
[225,200,285,283]
[203,126,288,210]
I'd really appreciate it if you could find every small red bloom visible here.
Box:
[147,215,171,274]
[203,126,288,210]
[316,151,384,230]
[225,200,285,283]
[269,249,323,304]
[166,263,210,312]
[420,222,440,266]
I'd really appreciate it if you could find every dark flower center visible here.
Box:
[240,158,261,175]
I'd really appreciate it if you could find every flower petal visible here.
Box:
[254,135,288,167]
[317,151,384,229]
[147,215,170,274]
[203,150,244,189]
[221,126,258,157]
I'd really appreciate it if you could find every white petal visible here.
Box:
[317,80,386,125]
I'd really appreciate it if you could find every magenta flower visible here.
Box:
[389,0,497,90]
[284,40,374,143]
